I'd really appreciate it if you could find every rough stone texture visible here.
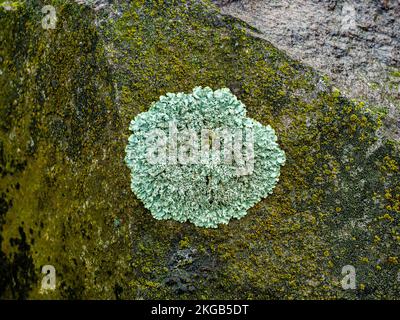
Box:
[216,0,400,139]
[0,0,399,299]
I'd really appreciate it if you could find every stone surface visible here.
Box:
[216,0,400,139]
[0,0,399,299]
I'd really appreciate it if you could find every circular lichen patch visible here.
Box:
[125,87,285,228]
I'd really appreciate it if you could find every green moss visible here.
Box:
[390,70,400,78]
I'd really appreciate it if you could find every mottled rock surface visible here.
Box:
[0,0,399,299]
[216,0,400,139]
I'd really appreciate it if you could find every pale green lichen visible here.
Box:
[125,87,285,228]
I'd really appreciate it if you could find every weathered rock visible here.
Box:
[218,0,400,140]
[0,0,399,299]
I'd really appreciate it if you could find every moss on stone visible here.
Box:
[0,0,399,299]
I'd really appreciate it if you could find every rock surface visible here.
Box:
[0,0,399,299]
[216,0,400,139]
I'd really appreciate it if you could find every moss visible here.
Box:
[0,0,399,299]
[390,70,400,78]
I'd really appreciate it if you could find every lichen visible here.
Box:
[125,86,285,228]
